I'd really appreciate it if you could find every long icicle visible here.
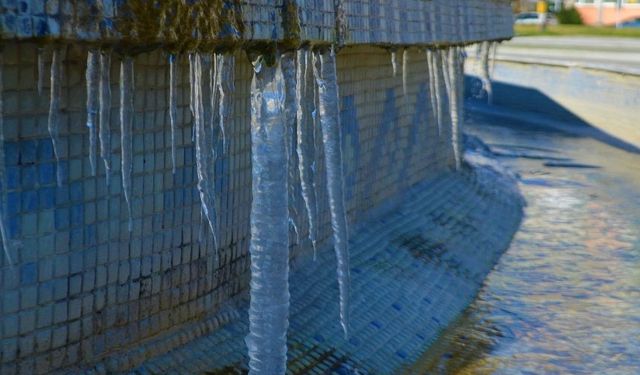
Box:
[193,53,218,247]
[169,54,178,174]
[86,49,99,176]
[296,48,319,256]
[282,52,300,243]
[246,55,289,375]
[480,41,493,105]
[48,48,64,187]
[314,48,350,337]
[37,47,45,96]
[99,51,112,186]
[120,57,134,232]
[431,50,445,137]
[426,49,439,135]
[447,48,461,170]
[217,54,234,155]
[0,50,14,266]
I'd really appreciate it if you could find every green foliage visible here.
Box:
[556,7,583,25]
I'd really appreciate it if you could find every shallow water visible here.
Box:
[416,113,640,374]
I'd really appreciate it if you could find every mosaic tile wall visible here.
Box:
[0,0,513,45]
[0,43,457,373]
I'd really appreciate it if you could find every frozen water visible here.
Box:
[313,48,351,337]
[246,55,290,375]
[120,57,134,232]
[86,50,99,176]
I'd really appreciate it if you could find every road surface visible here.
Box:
[494,36,640,75]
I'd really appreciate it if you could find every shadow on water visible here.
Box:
[414,105,640,373]
[464,76,640,155]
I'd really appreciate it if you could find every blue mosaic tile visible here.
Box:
[20,262,37,286]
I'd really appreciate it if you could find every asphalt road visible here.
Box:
[494,36,640,75]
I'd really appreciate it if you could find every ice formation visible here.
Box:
[282,52,301,242]
[120,57,134,232]
[391,50,398,77]
[86,50,99,176]
[0,52,12,266]
[99,51,112,186]
[217,54,234,154]
[169,55,178,174]
[402,48,408,97]
[314,48,351,337]
[246,55,290,375]
[192,53,218,246]
[48,49,63,187]
[296,48,319,254]
[37,47,45,96]
[447,48,462,170]
[480,41,494,105]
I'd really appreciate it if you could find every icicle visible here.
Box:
[246,55,289,375]
[169,54,178,174]
[313,48,350,337]
[189,53,197,142]
[37,47,45,96]
[296,49,319,256]
[431,50,445,136]
[402,48,408,97]
[447,48,461,170]
[282,53,301,243]
[99,51,112,187]
[48,49,64,187]
[217,54,234,154]
[426,49,439,134]
[0,51,14,266]
[480,41,493,105]
[86,50,99,176]
[193,53,218,247]
[120,57,134,232]
[390,50,398,77]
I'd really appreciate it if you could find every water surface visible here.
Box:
[415,113,640,374]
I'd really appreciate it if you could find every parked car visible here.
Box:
[515,12,558,26]
[619,18,640,28]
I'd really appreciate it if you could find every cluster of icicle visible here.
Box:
[424,47,466,170]
[246,47,350,374]
[187,52,235,249]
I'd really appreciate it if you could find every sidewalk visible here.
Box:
[494,36,640,76]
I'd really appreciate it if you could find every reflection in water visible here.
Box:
[412,113,640,374]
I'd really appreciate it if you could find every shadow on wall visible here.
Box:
[464,76,640,155]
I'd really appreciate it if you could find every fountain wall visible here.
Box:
[0,1,515,373]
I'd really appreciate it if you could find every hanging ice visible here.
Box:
[48,49,64,187]
[447,48,462,170]
[431,50,446,137]
[391,50,398,77]
[402,48,408,97]
[426,49,439,135]
[246,55,290,375]
[0,52,13,266]
[99,51,112,186]
[120,57,134,232]
[86,50,99,176]
[217,54,234,154]
[192,53,218,246]
[296,48,319,254]
[282,52,301,242]
[314,48,350,337]
[480,41,494,105]
[189,53,197,142]
[37,47,45,96]
[169,54,178,174]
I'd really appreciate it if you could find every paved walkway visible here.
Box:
[495,36,640,75]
